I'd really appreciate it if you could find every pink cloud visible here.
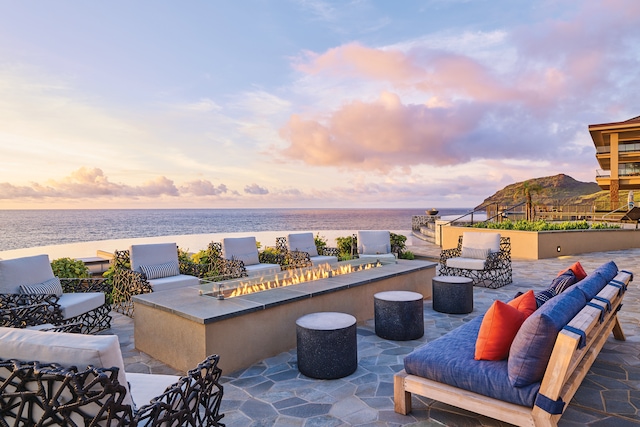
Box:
[281,0,640,172]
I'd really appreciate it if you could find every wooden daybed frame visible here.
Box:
[394,270,633,427]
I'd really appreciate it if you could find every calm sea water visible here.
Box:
[0,208,470,251]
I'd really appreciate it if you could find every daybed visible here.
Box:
[276,232,339,269]
[394,261,633,426]
[439,231,512,288]
[0,327,224,426]
[112,243,202,317]
[0,254,111,334]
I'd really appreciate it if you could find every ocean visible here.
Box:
[0,208,471,252]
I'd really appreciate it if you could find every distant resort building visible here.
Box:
[589,115,640,210]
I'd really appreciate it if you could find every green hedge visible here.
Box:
[470,219,620,231]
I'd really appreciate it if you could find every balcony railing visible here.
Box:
[596,169,611,178]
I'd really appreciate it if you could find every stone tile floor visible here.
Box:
[111,246,640,426]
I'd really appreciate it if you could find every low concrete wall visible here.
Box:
[441,226,640,259]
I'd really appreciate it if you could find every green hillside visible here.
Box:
[475,174,609,209]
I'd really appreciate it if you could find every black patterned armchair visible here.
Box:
[0,254,111,334]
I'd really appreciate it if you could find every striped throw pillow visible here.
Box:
[140,261,180,280]
[461,247,491,260]
[20,277,63,296]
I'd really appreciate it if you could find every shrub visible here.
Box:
[336,235,355,260]
[390,232,407,256]
[470,219,619,231]
[314,233,328,253]
[51,257,90,278]
[400,250,415,260]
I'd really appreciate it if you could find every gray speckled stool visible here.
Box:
[374,291,424,340]
[296,312,357,379]
[432,275,474,314]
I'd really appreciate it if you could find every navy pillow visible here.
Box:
[534,289,555,308]
[549,270,577,294]
[508,286,587,387]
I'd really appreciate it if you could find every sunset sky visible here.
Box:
[0,0,638,209]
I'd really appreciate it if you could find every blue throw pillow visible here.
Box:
[534,289,555,308]
[549,270,577,294]
[508,286,587,387]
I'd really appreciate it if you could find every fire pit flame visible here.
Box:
[222,260,383,298]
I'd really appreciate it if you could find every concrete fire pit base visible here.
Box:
[133,259,435,374]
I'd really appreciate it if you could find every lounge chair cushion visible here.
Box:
[58,292,106,320]
[287,233,319,257]
[19,277,63,297]
[359,253,396,261]
[148,274,200,292]
[140,260,180,279]
[126,372,181,409]
[462,232,501,253]
[245,263,280,277]
[222,237,260,266]
[0,254,55,294]
[310,255,339,267]
[446,257,486,270]
[508,286,587,387]
[0,327,133,407]
[130,243,179,274]
[404,315,541,407]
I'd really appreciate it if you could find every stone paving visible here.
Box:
[111,245,640,426]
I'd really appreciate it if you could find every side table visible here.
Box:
[432,276,474,314]
[374,291,424,340]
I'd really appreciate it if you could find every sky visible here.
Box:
[0,0,639,210]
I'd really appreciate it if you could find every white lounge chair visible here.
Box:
[0,254,111,334]
[285,232,339,268]
[356,230,397,262]
[222,236,281,277]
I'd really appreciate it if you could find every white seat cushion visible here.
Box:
[287,233,319,257]
[130,243,179,274]
[359,253,396,261]
[357,231,391,255]
[245,263,281,277]
[461,232,501,253]
[0,254,55,294]
[126,372,181,409]
[309,255,338,267]
[446,257,486,270]
[0,327,133,407]
[222,237,260,266]
[57,292,105,320]
[148,274,200,292]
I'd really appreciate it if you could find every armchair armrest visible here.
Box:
[0,293,63,326]
[439,247,461,264]
[0,302,53,328]
[283,250,311,270]
[134,354,224,426]
[320,247,340,257]
[60,277,112,294]
[178,259,210,278]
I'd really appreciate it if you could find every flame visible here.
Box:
[226,260,382,298]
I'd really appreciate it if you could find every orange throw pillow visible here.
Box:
[507,290,537,317]
[475,301,527,361]
[559,262,587,281]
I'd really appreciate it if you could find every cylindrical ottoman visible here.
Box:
[296,312,357,379]
[374,291,424,340]
[432,276,474,314]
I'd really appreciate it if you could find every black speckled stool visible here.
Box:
[296,312,357,379]
[432,276,474,314]
[374,291,424,340]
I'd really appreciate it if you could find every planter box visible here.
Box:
[441,226,640,259]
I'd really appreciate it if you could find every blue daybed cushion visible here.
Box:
[404,315,541,407]
[507,286,587,387]
[576,260,618,300]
